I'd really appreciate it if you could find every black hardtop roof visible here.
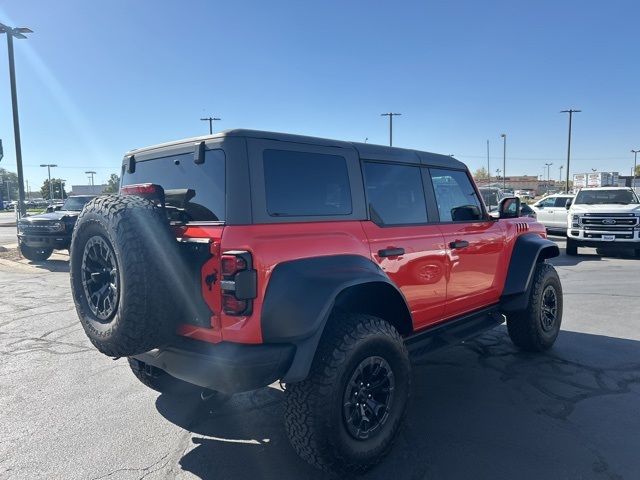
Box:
[127,129,466,169]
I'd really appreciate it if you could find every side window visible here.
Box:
[430,169,483,222]
[363,162,428,225]
[554,197,569,208]
[538,197,556,207]
[263,149,352,216]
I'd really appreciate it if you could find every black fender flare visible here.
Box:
[260,254,409,382]
[500,233,560,312]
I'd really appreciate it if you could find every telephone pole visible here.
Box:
[200,116,221,135]
[380,112,401,146]
[85,170,96,186]
[632,149,639,188]
[561,109,581,193]
[559,165,563,184]
[545,162,553,185]
[0,23,33,217]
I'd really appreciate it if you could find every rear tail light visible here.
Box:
[120,183,165,205]
[220,251,257,316]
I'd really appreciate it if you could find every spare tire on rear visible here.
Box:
[70,195,180,357]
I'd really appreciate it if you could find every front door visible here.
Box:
[428,168,506,318]
[360,161,447,330]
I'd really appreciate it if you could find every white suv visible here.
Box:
[531,194,575,232]
[566,187,640,256]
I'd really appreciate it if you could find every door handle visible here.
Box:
[378,247,405,257]
[449,240,469,249]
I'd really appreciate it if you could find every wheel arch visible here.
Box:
[500,233,560,312]
[259,254,413,383]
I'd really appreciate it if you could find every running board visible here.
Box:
[405,306,504,361]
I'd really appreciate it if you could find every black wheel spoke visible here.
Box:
[81,236,119,321]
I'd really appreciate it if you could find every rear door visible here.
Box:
[360,161,447,330]
[428,168,506,318]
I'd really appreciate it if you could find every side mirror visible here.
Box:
[565,198,573,210]
[498,196,520,219]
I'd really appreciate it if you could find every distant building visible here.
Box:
[474,175,541,194]
[573,172,618,190]
[70,184,107,196]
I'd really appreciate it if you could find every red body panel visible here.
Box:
[360,222,447,330]
[173,217,544,345]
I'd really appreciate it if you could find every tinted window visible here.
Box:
[430,169,483,222]
[62,196,94,211]
[363,162,428,225]
[122,149,225,222]
[263,149,352,216]
[554,196,571,207]
[537,197,556,207]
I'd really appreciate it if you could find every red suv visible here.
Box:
[70,129,562,475]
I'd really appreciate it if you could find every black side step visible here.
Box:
[405,306,504,361]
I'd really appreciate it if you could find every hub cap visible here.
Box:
[81,235,119,321]
[343,356,395,440]
[540,285,558,332]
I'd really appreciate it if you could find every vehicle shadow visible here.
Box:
[28,258,70,273]
[156,328,640,480]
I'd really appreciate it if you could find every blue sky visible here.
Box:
[0,0,639,191]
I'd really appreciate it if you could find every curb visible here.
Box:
[0,223,17,227]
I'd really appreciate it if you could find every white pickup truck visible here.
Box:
[566,187,640,256]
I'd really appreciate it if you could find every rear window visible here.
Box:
[122,149,225,222]
[263,149,352,217]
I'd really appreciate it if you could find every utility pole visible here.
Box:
[486,140,491,185]
[59,179,66,201]
[380,113,401,146]
[561,109,581,193]
[85,170,96,186]
[559,165,563,184]
[632,149,639,189]
[40,164,57,202]
[200,116,221,135]
[500,134,507,190]
[0,23,32,218]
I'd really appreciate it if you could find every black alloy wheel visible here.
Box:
[81,235,119,321]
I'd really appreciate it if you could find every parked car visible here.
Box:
[531,194,574,233]
[69,129,562,475]
[566,187,640,256]
[16,195,96,261]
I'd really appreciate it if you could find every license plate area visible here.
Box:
[602,235,615,241]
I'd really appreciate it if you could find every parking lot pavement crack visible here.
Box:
[88,452,172,480]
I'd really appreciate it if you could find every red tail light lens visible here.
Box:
[221,255,247,276]
[120,183,158,195]
[222,294,248,315]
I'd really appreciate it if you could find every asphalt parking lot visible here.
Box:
[1,236,639,480]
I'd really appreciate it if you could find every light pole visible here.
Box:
[200,116,221,135]
[500,134,506,190]
[561,109,581,193]
[632,149,639,188]
[85,170,96,186]
[40,164,57,202]
[381,113,401,146]
[545,162,553,186]
[559,165,563,184]
[59,179,66,201]
[0,23,32,217]
[486,140,491,185]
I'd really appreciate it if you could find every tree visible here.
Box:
[473,167,488,180]
[635,165,640,177]
[0,168,19,202]
[40,178,67,201]
[103,173,120,194]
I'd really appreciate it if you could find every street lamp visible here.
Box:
[632,149,639,188]
[545,162,553,184]
[561,109,581,193]
[500,134,506,190]
[0,23,33,217]
[559,165,563,183]
[40,164,57,202]
[381,113,401,147]
[59,179,66,201]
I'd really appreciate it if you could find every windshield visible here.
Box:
[62,196,93,211]
[574,189,639,205]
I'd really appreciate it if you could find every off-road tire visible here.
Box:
[70,195,180,357]
[284,313,411,475]
[127,358,231,407]
[19,244,53,261]
[565,238,578,256]
[507,262,563,352]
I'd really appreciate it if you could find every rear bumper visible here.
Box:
[132,339,295,394]
[18,234,70,250]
